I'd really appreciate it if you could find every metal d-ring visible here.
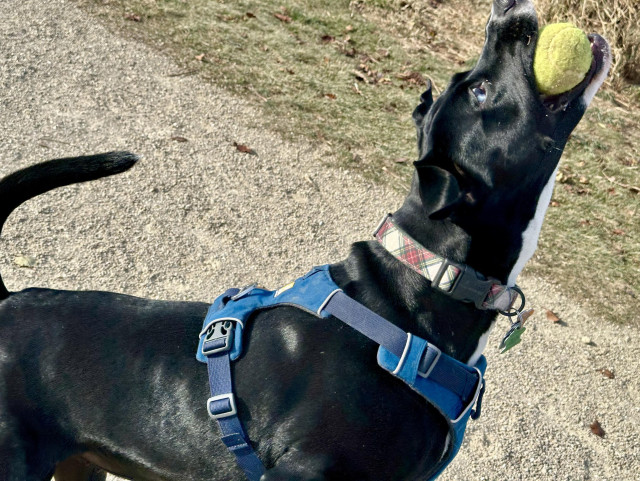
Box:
[498,285,525,317]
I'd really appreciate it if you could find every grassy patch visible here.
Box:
[72,0,639,325]
[76,0,455,184]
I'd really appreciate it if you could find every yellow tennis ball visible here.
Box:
[533,23,593,96]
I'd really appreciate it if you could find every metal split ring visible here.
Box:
[498,285,525,317]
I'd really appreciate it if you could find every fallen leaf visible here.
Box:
[345,25,353,32]
[545,309,561,323]
[324,93,337,100]
[599,369,615,379]
[274,13,292,23]
[360,54,378,64]
[612,229,625,236]
[124,12,142,22]
[353,70,369,83]
[590,420,605,438]
[233,142,257,155]
[217,14,236,22]
[519,309,535,325]
[397,71,428,85]
[340,46,357,57]
[550,201,560,207]
[556,170,575,184]
[171,136,188,143]
[395,157,408,163]
[246,12,256,18]
[14,255,36,268]
[320,34,335,44]
[195,53,206,62]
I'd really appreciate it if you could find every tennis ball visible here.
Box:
[533,23,593,96]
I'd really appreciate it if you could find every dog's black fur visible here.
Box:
[0,1,609,480]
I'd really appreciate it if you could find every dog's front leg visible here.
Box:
[260,450,332,481]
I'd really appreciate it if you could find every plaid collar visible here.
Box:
[373,215,521,312]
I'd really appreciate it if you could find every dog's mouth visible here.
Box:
[540,34,611,112]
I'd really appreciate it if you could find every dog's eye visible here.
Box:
[471,85,487,104]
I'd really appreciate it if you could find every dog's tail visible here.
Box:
[0,151,139,300]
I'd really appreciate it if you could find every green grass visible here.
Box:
[72,0,640,325]
[79,0,454,182]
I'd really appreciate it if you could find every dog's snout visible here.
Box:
[493,0,518,15]
[488,0,538,39]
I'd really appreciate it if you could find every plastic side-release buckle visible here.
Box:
[201,319,236,357]
[432,260,495,310]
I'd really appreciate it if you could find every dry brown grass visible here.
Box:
[536,0,639,85]
[365,0,639,90]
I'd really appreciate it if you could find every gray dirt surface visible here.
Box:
[1,1,639,480]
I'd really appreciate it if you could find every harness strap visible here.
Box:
[323,291,479,406]
[323,290,408,358]
[200,267,486,481]
[204,289,266,480]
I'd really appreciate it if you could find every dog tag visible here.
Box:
[499,308,533,354]
[499,322,526,354]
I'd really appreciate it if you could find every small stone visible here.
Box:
[581,336,593,345]
[14,255,36,268]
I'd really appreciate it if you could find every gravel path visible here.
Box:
[1,1,639,480]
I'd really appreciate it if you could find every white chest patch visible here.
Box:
[507,166,559,287]
[467,325,494,366]
[466,167,558,365]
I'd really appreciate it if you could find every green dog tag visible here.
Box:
[499,308,534,354]
[499,323,526,354]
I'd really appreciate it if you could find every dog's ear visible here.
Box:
[412,80,434,129]
[413,80,434,155]
[414,162,462,220]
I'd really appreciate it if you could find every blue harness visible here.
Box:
[197,265,486,480]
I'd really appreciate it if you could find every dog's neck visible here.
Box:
[329,213,496,365]
[331,171,549,364]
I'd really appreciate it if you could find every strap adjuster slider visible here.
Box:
[207,393,237,419]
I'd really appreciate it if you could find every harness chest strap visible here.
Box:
[198,265,486,481]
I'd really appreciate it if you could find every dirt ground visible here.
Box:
[1,0,639,479]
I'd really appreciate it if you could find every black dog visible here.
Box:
[0,1,610,480]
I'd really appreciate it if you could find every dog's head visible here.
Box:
[410,0,610,282]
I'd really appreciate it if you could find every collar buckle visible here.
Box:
[433,260,495,309]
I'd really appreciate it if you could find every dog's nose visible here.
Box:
[494,0,516,14]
